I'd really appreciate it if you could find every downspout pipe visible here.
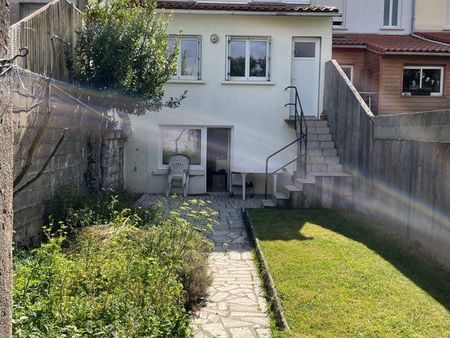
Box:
[411,0,416,34]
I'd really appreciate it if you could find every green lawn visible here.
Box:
[248,209,450,338]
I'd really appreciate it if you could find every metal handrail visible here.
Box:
[264,86,308,199]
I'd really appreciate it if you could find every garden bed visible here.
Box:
[13,189,217,337]
[247,209,450,337]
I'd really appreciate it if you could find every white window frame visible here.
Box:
[341,65,353,82]
[402,66,444,97]
[226,36,271,82]
[159,126,206,170]
[168,35,202,81]
[382,0,401,28]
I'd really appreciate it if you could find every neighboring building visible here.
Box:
[10,0,85,24]
[322,0,450,114]
[124,1,339,195]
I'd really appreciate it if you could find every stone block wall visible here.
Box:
[324,60,450,268]
[11,68,124,246]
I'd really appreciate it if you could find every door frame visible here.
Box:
[291,36,322,118]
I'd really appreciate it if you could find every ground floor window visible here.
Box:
[402,66,444,96]
[341,65,353,82]
[161,127,202,165]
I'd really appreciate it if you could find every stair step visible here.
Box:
[284,184,302,192]
[273,192,290,200]
[320,141,335,149]
[324,156,340,164]
[323,149,337,156]
[306,120,328,128]
[262,199,276,208]
[317,134,332,141]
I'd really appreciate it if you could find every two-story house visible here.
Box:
[324,0,450,114]
[124,1,339,195]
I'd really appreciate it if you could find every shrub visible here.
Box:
[14,226,192,337]
[14,192,217,336]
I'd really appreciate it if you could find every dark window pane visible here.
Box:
[384,0,391,26]
[180,38,198,77]
[294,42,315,58]
[229,40,246,77]
[403,68,421,94]
[422,68,442,94]
[392,0,399,26]
[162,128,202,165]
[249,41,267,77]
[342,67,352,81]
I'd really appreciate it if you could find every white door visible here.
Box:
[291,38,321,117]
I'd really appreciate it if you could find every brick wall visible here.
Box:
[11,68,125,246]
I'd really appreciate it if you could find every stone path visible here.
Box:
[137,194,271,338]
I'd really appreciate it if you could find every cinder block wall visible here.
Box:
[11,69,124,246]
[325,60,450,268]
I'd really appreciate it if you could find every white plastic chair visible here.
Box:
[166,154,190,197]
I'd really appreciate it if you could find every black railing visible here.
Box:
[264,86,308,199]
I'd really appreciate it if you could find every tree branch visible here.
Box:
[13,81,52,187]
[13,128,68,196]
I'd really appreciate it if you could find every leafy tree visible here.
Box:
[72,0,185,114]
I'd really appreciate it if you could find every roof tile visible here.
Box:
[156,1,338,13]
[333,34,450,54]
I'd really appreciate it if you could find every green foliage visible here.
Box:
[45,187,153,234]
[72,0,185,114]
[15,192,217,337]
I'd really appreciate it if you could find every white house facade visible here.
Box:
[124,1,338,195]
[313,0,413,34]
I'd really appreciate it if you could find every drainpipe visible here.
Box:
[411,0,416,34]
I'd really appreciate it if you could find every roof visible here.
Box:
[415,32,450,45]
[333,34,450,55]
[156,1,339,14]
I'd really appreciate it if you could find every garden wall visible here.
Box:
[324,60,450,268]
[10,68,124,246]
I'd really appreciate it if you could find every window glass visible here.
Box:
[383,0,391,26]
[162,128,202,165]
[180,38,198,77]
[391,0,399,26]
[167,36,200,79]
[229,40,246,77]
[249,41,267,77]
[294,42,315,58]
[341,66,353,82]
[402,67,443,96]
[422,68,442,93]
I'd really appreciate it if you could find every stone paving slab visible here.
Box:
[137,194,270,338]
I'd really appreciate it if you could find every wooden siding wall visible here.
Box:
[332,48,366,90]
[379,55,450,114]
[9,0,82,82]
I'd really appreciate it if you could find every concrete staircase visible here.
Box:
[262,117,353,209]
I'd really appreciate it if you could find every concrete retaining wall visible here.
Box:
[11,68,124,246]
[324,60,450,268]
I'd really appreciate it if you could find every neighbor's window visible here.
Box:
[383,0,400,27]
[341,65,353,82]
[402,66,444,96]
[226,36,270,81]
[162,127,202,165]
[167,35,201,80]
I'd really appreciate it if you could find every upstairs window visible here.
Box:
[167,35,201,80]
[402,66,444,97]
[226,36,270,81]
[383,0,400,27]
